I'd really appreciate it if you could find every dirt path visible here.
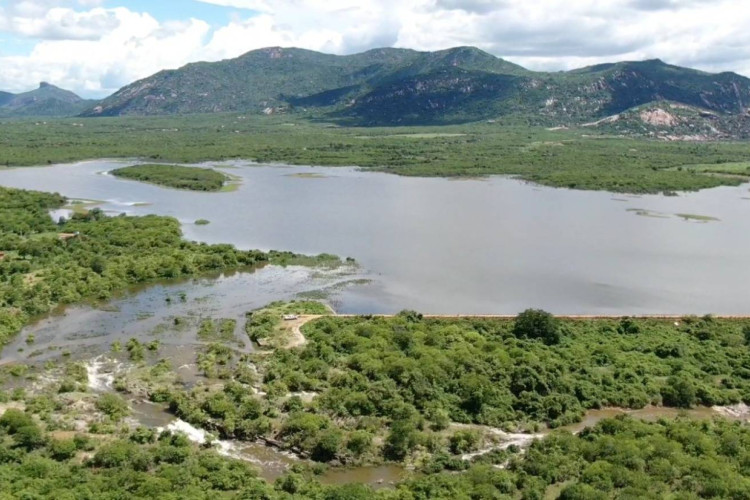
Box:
[283,315,323,349]
[281,304,338,349]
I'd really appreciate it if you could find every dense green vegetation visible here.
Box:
[395,416,750,499]
[4,372,750,498]
[0,408,278,499]
[2,115,750,193]
[148,309,750,470]
[0,186,336,347]
[110,164,229,191]
[266,312,750,426]
[12,336,750,500]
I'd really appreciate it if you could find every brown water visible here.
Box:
[125,399,408,487]
[560,406,724,434]
[6,356,747,489]
[319,465,409,489]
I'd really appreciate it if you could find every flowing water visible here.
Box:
[129,404,409,486]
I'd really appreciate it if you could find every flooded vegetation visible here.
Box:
[2,161,750,497]
[1,160,750,314]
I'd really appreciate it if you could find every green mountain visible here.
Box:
[0,91,13,107]
[81,46,750,136]
[0,83,94,117]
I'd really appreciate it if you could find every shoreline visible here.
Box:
[333,313,750,319]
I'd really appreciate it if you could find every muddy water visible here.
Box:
[560,406,721,433]
[126,399,747,486]
[319,465,408,488]
[70,355,410,488]
[128,402,408,487]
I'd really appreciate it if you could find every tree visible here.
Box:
[617,317,640,335]
[661,376,697,408]
[384,418,419,460]
[513,309,561,345]
[346,430,373,457]
[312,428,342,462]
[49,439,77,460]
[92,440,136,468]
[96,393,130,421]
[14,424,46,450]
[559,483,608,500]
[449,430,480,454]
[0,408,34,433]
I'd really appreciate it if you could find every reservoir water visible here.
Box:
[2,159,750,486]
[0,159,749,315]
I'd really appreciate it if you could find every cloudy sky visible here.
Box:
[1,0,748,97]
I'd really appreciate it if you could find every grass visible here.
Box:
[675,213,720,222]
[273,252,354,268]
[219,171,242,192]
[1,114,750,193]
[62,199,104,215]
[626,208,670,219]
[625,208,720,222]
[197,318,237,342]
[674,161,750,176]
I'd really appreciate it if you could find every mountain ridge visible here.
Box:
[42,46,750,137]
[0,83,95,117]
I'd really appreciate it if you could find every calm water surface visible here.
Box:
[1,159,749,314]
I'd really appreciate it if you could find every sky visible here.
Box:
[1,0,749,98]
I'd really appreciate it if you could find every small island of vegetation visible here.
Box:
[110,164,229,192]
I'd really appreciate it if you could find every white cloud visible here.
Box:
[395,0,750,77]
[201,0,402,58]
[0,7,211,96]
[11,7,120,40]
[1,0,749,98]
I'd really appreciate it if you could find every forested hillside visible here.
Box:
[82,46,750,138]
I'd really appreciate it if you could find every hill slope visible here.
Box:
[0,83,94,117]
[81,47,750,136]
